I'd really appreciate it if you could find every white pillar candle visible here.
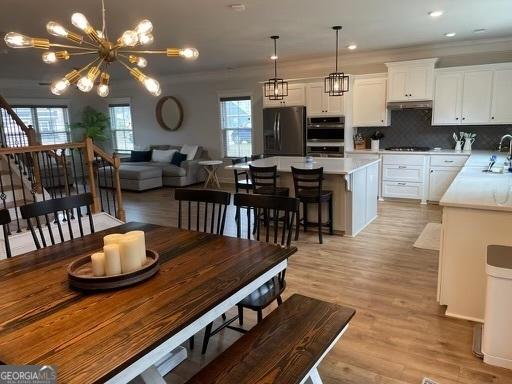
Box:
[119,235,142,273]
[103,244,122,276]
[91,252,105,277]
[104,233,124,246]
[126,230,147,264]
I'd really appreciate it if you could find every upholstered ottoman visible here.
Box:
[98,164,163,191]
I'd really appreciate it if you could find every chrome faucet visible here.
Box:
[498,134,512,160]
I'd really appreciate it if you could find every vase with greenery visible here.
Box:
[70,106,109,142]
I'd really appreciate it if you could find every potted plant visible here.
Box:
[370,131,384,151]
[70,106,109,143]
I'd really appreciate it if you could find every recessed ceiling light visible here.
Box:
[428,10,444,17]
[229,4,246,12]
[347,44,357,50]
[473,28,487,33]
[444,32,456,37]
[270,54,278,60]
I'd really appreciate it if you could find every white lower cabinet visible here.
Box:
[382,181,423,199]
[428,167,460,202]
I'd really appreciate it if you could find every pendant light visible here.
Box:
[264,35,288,100]
[325,26,349,96]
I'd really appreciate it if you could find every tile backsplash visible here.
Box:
[356,109,512,150]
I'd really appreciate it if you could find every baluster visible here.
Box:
[5,155,21,232]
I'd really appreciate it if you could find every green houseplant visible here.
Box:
[70,106,109,142]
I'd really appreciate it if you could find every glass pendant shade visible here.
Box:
[264,36,288,101]
[324,26,349,96]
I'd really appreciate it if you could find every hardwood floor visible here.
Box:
[123,186,512,384]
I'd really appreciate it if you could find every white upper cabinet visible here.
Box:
[433,63,512,126]
[305,82,344,116]
[386,58,438,102]
[461,70,493,124]
[352,76,389,127]
[432,72,463,125]
[262,84,306,108]
[491,69,512,123]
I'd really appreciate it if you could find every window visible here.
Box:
[109,104,134,152]
[220,96,252,158]
[9,106,70,145]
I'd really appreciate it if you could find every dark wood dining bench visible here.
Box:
[186,294,356,384]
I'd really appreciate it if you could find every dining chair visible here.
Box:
[231,157,252,193]
[0,209,12,258]
[175,188,230,235]
[291,166,333,244]
[19,193,95,249]
[201,193,298,354]
[251,154,264,161]
[249,164,289,196]
[174,188,232,352]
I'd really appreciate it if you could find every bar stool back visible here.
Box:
[291,166,333,244]
[249,164,289,196]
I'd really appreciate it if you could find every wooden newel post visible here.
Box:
[27,126,42,194]
[113,153,126,222]
[84,137,101,213]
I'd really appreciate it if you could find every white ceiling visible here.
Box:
[1,0,512,80]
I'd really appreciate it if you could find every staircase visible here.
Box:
[0,94,125,234]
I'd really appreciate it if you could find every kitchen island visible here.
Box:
[227,156,380,237]
[438,151,512,322]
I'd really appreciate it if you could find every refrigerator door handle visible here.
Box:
[273,113,278,149]
[276,112,281,150]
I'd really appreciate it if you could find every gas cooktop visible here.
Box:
[385,146,431,152]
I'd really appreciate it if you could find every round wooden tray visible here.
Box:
[67,249,160,291]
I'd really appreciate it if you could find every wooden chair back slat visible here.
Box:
[249,165,278,190]
[292,166,324,195]
[175,188,231,235]
[0,209,12,258]
[20,193,95,250]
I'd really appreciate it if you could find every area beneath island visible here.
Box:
[227,157,380,237]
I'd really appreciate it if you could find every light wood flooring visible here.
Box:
[123,186,512,384]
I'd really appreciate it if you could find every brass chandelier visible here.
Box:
[3,1,199,97]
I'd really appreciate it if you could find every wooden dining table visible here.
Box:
[0,222,296,384]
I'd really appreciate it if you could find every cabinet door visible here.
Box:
[408,66,431,100]
[306,83,325,116]
[284,85,306,106]
[429,167,459,201]
[432,72,463,125]
[461,70,493,124]
[353,78,388,127]
[325,92,344,115]
[387,70,408,101]
[491,69,512,124]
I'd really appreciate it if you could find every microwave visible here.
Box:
[306,116,344,142]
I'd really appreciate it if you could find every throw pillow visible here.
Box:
[151,149,177,163]
[171,152,188,166]
[180,144,199,160]
[130,150,152,162]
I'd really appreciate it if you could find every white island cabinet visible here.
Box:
[226,156,380,237]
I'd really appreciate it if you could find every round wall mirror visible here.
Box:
[156,96,183,131]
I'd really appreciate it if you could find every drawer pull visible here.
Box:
[397,182,406,186]
[444,160,454,163]
[398,165,407,169]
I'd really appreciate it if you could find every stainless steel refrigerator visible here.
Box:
[263,106,306,156]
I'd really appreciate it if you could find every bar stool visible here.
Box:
[249,164,289,196]
[291,166,333,244]
[231,157,252,193]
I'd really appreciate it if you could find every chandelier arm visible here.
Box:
[118,49,166,54]
[117,58,132,71]
[79,40,98,48]
[50,43,97,51]
[76,56,102,74]
[69,51,98,56]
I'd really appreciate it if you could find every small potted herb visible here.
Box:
[370,131,384,151]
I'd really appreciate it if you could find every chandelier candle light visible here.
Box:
[264,35,288,101]
[325,26,349,96]
[4,1,199,97]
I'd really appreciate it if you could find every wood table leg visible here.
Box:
[213,165,221,188]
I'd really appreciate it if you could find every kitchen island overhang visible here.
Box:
[227,156,381,237]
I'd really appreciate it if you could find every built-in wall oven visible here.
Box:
[306,116,345,157]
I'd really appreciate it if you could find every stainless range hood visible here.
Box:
[387,100,432,110]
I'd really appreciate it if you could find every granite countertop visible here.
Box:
[440,151,512,212]
[225,156,380,175]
